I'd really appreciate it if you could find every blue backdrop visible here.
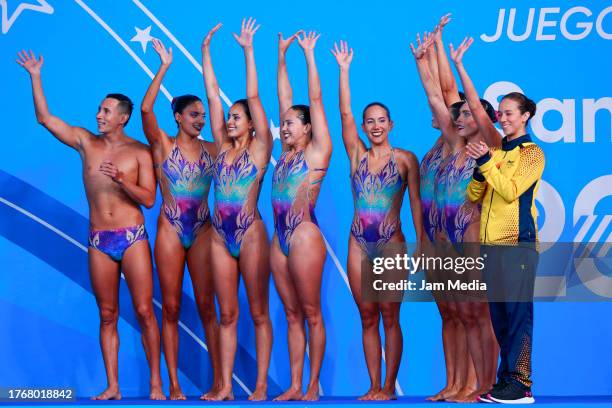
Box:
[1,0,611,397]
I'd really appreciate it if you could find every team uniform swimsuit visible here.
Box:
[419,138,445,242]
[89,224,148,262]
[213,147,265,258]
[436,148,481,245]
[350,148,406,261]
[272,149,327,257]
[159,141,214,249]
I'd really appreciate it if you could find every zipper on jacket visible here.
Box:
[484,151,508,242]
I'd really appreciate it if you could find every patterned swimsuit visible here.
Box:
[272,150,327,257]
[212,147,264,258]
[419,138,446,242]
[160,141,214,249]
[350,149,406,260]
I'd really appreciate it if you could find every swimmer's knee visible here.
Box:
[99,306,118,326]
[219,308,239,327]
[162,302,181,323]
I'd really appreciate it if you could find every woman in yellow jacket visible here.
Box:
[452,37,545,404]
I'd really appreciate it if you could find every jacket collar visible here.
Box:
[502,134,532,151]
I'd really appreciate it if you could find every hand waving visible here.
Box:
[409,32,434,60]
[202,23,222,50]
[433,13,452,41]
[278,30,302,55]
[16,50,43,76]
[449,36,474,65]
[331,40,353,70]
[152,39,172,66]
[297,31,321,53]
[233,17,260,48]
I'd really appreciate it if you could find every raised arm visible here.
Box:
[140,39,172,147]
[201,23,229,150]
[278,31,300,120]
[410,34,456,144]
[17,51,87,150]
[331,40,363,162]
[233,17,271,154]
[433,14,462,106]
[297,31,332,157]
[450,38,501,147]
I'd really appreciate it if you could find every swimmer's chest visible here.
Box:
[82,141,140,184]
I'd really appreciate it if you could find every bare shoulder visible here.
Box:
[394,148,419,168]
[202,139,218,158]
[125,138,153,159]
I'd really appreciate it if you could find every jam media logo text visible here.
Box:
[481,6,612,42]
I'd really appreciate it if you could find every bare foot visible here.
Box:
[447,386,478,403]
[169,384,186,401]
[200,383,222,400]
[91,386,121,400]
[300,385,320,401]
[248,385,267,401]
[358,387,381,401]
[372,389,397,401]
[426,384,455,401]
[203,387,234,401]
[149,384,166,401]
[274,386,303,401]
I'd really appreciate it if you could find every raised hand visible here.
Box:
[297,31,321,53]
[449,36,473,64]
[433,13,452,40]
[233,17,260,48]
[202,23,222,50]
[16,50,43,76]
[278,30,302,55]
[152,39,172,66]
[331,40,353,70]
[99,161,124,184]
[409,31,434,60]
[465,141,490,160]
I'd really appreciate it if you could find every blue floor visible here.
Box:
[2,396,612,407]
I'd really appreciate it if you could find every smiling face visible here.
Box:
[281,108,311,148]
[361,105,393,146]
[175,101,206,137]
[96,98,128,134]
[454,101,478,139]
[226,103,252,139]
[498,98,530,138]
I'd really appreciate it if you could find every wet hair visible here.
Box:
[451,98,498,123]
[501,92,537,123]
[289,104,311,125]
[171,94,202,126]
[106,93,133,125]
[362,101,392,122]
[171,94,201,114]
[232,99,252,121]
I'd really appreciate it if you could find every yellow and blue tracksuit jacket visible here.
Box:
[467,134,545,244]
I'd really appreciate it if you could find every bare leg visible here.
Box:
[121,240,165,400]
[444,302,469,402]
[347,238,381,400]
[372,302,402,401]
[239,221,272,401]
[289,222,326,402]
[186,226,222,399]
[154,221,186,400]
[203,233,238,401]
[89,249,122,401]
[271,235,305,401]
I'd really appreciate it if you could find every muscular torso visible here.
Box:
[80,134,148,229]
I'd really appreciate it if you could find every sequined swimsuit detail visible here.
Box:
[160,142,214,249]
[89,224,148,261]
[272,150,327,256]
[351,149,406,260]
[212,148,263,258]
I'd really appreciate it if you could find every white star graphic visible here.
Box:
[270,119,280,141]
[130,25,153,53]
[0,0,54,34]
